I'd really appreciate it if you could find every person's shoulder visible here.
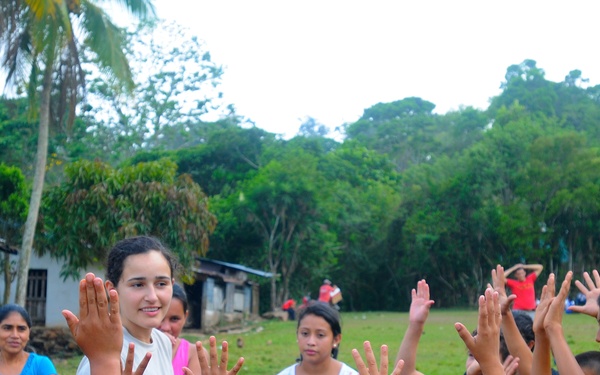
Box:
[152,328,172,344]
[276,363,297,375]
[26,352,57,373]
[339,361,359,375]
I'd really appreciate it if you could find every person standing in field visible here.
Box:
[318,279,335,304]
[504,263,544,318]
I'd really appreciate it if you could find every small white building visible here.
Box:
[0,250,102,327]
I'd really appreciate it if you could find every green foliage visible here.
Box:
[0,163,28,251]
[79,20,231,164]
[40,159,216,279]
[345,97,443,171]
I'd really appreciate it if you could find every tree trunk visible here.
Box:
[3,252,11,304]
[15,64,52,306]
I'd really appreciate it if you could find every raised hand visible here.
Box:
[568,270,600,317]
[490,265,517,315]
[352,341,404,375]
[455,288,504,375]
[186,336,244,375]
[123,343,151,375]
[62,273,150,375]
[409,279,435,325]
[543,271,586,375]
[533,274,555,335]
[544,272,573,334]
[501,355,519,375]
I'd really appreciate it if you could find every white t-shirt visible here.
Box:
[277,362,359,375]
[76,327,174,375]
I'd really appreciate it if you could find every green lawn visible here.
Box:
[54,310,598,374]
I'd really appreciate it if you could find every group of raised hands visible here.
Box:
[362,267,600,375]
[61,268,600,375]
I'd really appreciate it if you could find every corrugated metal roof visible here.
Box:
[196,258,273,278]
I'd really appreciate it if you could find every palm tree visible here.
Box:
[0,0,155,305]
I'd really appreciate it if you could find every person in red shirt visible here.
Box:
[282,298,296,320]
[318,279,335,303]
[505,263,544,318]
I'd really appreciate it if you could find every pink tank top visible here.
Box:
[172,338,190,375]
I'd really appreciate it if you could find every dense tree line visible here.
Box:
[2,57,600,312]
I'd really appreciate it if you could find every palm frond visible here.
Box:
[80,0,134,92]
[23,0,61,20]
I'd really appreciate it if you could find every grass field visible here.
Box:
[54,309,598,374]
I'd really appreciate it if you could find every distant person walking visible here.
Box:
[504,263,544,318]
[318,279,335,303]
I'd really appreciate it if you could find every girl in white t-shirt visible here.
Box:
[277,302,358,375]
[76,236,177,375]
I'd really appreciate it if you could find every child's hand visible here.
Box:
[533,273,555,335]
[352,341,404,375]
[568,270,600,317]
[456,288,503,375]
[187,336,244,375]
[544,271,573,334]
[409,279,435,325]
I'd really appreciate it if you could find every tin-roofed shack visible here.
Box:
[184,258,272,331]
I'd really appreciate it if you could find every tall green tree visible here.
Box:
[237,150,337,310]
[0,0,154,305]
[40,159,216,279]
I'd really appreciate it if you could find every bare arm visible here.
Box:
[544,271,585,375]
[522,264,544,277]
[531,274,555,375]
[396,280,434,375]
[490,265,532,375]
[456,288,504,375]
[504,264,523,277]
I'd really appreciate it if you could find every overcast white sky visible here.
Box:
[147,1,600,138]
[14,1,600,139]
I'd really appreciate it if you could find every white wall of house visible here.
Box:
[0,252,103,327]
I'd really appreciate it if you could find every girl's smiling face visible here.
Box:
[296,313,341,366]
[107,250,173,342]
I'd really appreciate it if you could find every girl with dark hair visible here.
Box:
[277,302,358,375]
[0,304,57,375]
[76,236,177,375]
[159,283,202,375]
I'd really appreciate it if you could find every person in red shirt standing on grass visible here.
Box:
[318,279,335,303]
[505,263,544,319]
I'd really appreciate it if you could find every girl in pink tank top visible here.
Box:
[159,284,203,375]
